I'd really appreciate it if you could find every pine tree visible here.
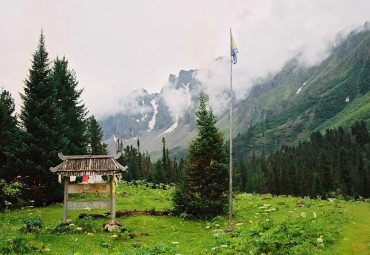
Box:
[86,115,108,155]
[118,145,140,181]
[0,89,19,181]
[317,149,331,194]
[173,92,228,218]
[50,56,88,155]
[153,160,166,184]
[19,32,64,204]
[338,146,352,195]
[162,137,170,182]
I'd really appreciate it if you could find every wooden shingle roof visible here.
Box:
[50,153,127,176]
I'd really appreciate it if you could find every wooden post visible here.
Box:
[63,177,69,221]
[110,175,116,221]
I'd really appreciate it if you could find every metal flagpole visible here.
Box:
[228,27,233,231]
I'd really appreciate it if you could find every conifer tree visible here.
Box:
[86,115,108,155]
[153,160,166,184]
[173,92,228,218]
[50,56,88,155]
[0,89,20,181]
[162,137,170,182]
[19,32,64,204]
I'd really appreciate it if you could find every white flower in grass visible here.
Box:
[69,224,75,227]
[111,234,118,239]
[205,225,211,229]
[211,247,218,251]
[76,227,82,231]
[215,224,220,227]
[221,245,227,248]
[301,212,306,218]
[317,236,324,243]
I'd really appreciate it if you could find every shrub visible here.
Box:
[52,221,73,234]
[0,235,42,254]
[19,215,43,233]
[76,216,101,233]
[0,179,24,209]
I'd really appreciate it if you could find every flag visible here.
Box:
[230,29,238,64]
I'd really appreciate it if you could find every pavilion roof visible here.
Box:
[50,153,127,176]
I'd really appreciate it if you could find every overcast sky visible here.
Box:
[0,0,369,118]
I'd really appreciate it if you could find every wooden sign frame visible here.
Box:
[63,176,116,221]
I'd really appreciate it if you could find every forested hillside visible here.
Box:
[232,27,370,160]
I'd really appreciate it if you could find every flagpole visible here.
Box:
[228,27,233,231]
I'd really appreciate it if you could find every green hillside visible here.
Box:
[232,27,370,159]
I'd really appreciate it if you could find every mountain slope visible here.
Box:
[99,70,202,157]
[100,24,370,160]
[233,27,370,160]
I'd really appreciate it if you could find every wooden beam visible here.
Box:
[63,177,69,221]
[68,183,110,194]
[110,175,116,221]
[68,200,110,210]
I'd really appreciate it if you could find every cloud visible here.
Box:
[116,88,152,116]
[195,0,370,115]
[161,82,192,119]
[0,0,369,119]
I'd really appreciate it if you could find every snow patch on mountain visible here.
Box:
[163,116,179,135]
[113,135,118,144]
[148,99,158,130]
[296,81,307,94]
[184,83,191,109]
[152,116,179,142]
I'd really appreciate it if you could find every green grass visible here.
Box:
[0,182,369,254]
[332,203,370,254]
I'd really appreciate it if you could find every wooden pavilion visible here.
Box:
[50,152,127,222]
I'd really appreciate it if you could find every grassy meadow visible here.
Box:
[0,181,369,254]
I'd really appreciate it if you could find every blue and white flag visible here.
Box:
[230,29,238,64]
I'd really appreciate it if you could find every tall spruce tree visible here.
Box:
[173,92,228,218]
[50,56,88,155]
[0,89,20,181]
[19,32,64,204]
[86,115,108,155]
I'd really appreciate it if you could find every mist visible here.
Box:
[0,0,369,120]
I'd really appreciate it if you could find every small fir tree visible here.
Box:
[173,92,228,218]
[86,115,108,155]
